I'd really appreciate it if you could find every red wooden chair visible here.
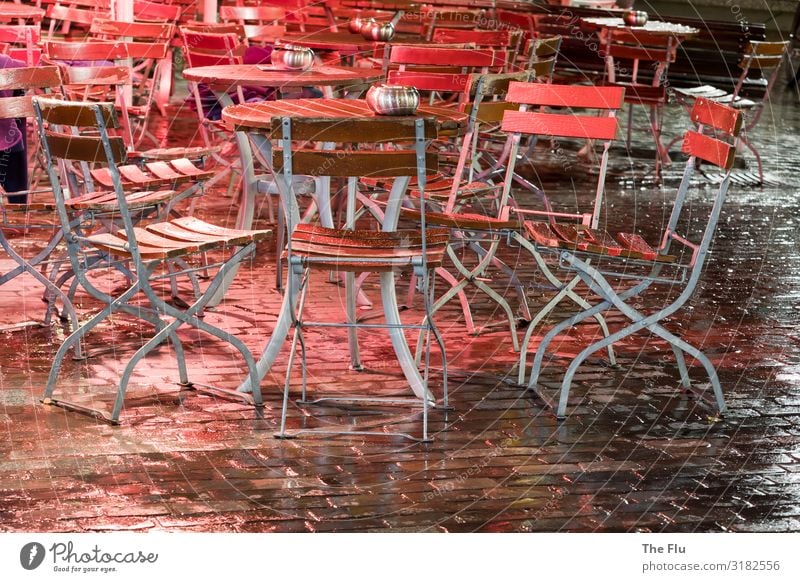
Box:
[600,28,680,179]
[525,98,740,420]
[44,0,111,40]
[0,24,42,66]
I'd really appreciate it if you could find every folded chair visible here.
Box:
[33,96,272,424]
[525,98,740,419]
[671,40,790,184]
[273,115,449,442]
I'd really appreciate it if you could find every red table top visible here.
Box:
[182,65,383,89]
[222,98,468,136]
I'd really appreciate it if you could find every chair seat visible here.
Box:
[401,207,523,230]
[524,221,677,263]
[129,145,223,161]
[408,178,501,202]
[91,158,215,189]
[289,224,450,272]
[64,189,179,212]
[87,216,271,261]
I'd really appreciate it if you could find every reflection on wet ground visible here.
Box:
[1,86,799,533]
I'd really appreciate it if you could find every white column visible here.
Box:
[203,0,218,23]
[114,0,134,106]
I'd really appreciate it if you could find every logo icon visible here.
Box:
[20,542,46,570]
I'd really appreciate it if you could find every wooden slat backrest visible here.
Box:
[495,9,535,38]
[90,19,175,41]
[689,97,742,136]
[34,97,118,129]
[0,66,62,93]
[46,4,109,30]
[472,70,532,97]
[528,57,557,80]
[124,42,170,60]
[0,24,40,44]
[133,0,182,22]
[269,116,438,142]
[219,5,285,23]
[681,131,736,170]
[387,71,473,93]
[604,29,677,63]
[739,41,790,71]
[0,67,62,121]
[506,82,625,109]
[389,46,503,68]
[44,41,128,62]
[501,111,618,140]
[61,66,130,87]
[431,29,517,48]
[527,35,562,59]
[41,131,126,164]
[180,29,244,67]
[273,150,438,178]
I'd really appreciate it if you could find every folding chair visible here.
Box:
[600,28,680,179]
[480,82,626,383]
[44,0,111,41]
[33,96,272,424]
[671,40,790,184]
[524,98,740,419]
[400,70,536,352]
[272,114,449,442]
[0,24,42,66]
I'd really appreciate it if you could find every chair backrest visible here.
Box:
[0,24,42,65]
[180,28,245,68]
[662,98,741,272]
[731,40,790,108]
[45,0,112,40]
[133,0,182,23]
[500,82,625,227]
[90,19,175,43]
[523,34,562,77]
[219,4,286,41]
[0,66,62,126]
[386,46,505,103]
[602,28,678,89]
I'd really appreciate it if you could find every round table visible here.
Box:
[222,98,468,401]
[182,64,383,93]
[0,2,45,23]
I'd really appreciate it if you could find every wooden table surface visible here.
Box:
[223,98,468,136]
[182,65,383,90]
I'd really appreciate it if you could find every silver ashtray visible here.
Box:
[366,84,420,115]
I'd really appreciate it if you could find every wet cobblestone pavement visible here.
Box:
[1,85,799,533]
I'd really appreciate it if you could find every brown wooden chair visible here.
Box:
[671,40,790,184]
[272,114,449,442]
[33,95,271,424]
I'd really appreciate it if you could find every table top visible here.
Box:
[0,2,45,21]
[582,17,700,36]
[182,65,383,89]
[222,98,468,136]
